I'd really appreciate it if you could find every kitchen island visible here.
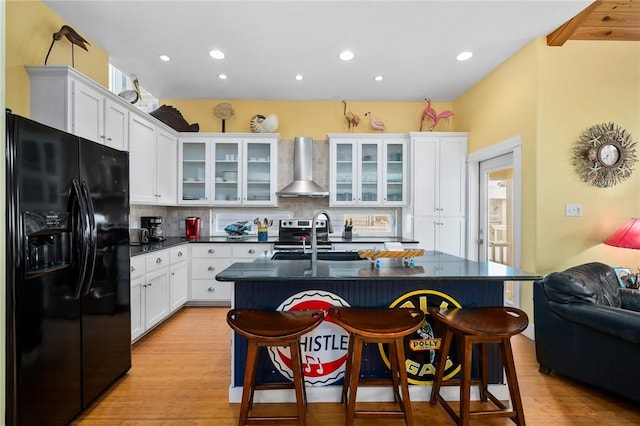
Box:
[216,251,541,403]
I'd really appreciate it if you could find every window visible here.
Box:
[108,64,159,113]
[334,211,395,236]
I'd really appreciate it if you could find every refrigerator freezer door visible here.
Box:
[6,113,83,426]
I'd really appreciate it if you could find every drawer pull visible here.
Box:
[177,251,183,257]
[248,249,255,254]
[208,249,215,254]
[208,287,215,292]
[156,258,162,264]
[208,266,215,271]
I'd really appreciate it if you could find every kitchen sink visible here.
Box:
[270,251,364,261]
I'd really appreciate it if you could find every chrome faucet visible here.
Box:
[311,210,333,266]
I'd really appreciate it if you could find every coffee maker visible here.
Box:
[141,216,165,242]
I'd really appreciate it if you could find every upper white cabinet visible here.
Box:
[27,66,130,150]
[328,134,408,207]
[130,115,177,205]
[410,132,468,256]
[178,134,278,206]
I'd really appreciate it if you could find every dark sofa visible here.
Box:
[534,262,640,403]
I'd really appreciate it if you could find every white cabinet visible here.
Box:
[413,216,466,258]
[177,135,279,206]
[28,66,130,150]
[189,243,272,305]
[169,246,188,312]
[130,115,177,204]
[410,133,467,256]
[328,134,408,207]
[130,246,189,342]
[189,245,233,305]
[178,134,278,206]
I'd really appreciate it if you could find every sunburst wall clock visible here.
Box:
[572,122,637,188]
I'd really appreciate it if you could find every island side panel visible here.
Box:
[232,278,504,387]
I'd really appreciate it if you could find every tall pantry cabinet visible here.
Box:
[410,133,468,257]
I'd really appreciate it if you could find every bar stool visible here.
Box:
[226,309,324,426]
[328,306,425,426]
[428,306,528,426]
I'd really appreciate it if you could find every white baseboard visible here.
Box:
[228,383,510,403]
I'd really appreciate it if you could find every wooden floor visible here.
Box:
[74,307,640,425]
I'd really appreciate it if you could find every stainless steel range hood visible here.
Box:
[277,136,329,197]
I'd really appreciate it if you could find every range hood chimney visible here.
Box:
[276,136,329,197]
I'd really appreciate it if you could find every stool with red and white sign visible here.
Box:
[226,309,324,426]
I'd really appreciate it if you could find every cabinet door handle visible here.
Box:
[131,266,135,272]
[208,249,215,254]
[147,283,152,287]
[100,135,105,139]
[156,258,162,264]
[208,287,215,292]
[208,266,215,271]
[248,249,255,254]
[107,137,112,142]
[171,272,175,276]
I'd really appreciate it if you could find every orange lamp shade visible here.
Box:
[604,218,640,249]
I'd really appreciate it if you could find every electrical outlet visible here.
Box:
[179,220,185,229]
[565,204,583,217]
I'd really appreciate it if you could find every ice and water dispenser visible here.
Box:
[24,211,72,276]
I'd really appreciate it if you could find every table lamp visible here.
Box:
[604,218,640,288]
[604,218,640,249]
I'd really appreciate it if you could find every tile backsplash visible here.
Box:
[130,137,402,237]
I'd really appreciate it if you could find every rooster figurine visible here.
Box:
[365,112,385,131]
[419,98,454,131]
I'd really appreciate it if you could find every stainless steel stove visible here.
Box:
[274,218,331,250]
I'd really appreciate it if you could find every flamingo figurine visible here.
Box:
[419,98,454,131]
[365,112,385,131]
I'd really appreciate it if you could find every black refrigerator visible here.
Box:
[5,111,132,425]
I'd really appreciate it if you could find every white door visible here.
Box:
[479,153,519,306]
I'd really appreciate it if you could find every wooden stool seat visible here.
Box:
[428,306,528,426]
[227,309,324,426]
[328,307,425,426]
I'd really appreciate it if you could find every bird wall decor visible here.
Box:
[419,98,454,131]
[45,25,91,67]
[342,101,360,130]
[365,112,385,131]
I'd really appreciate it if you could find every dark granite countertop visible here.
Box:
[215,251,542,282]
[129,236,418,256]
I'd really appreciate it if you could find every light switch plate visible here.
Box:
[565,204,583,217]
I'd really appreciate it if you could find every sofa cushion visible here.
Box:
[542,262,621,307]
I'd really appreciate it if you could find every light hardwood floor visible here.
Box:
[74,307,640,425]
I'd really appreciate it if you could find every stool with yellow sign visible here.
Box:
[428,306,528,426]
[328,307,425,426]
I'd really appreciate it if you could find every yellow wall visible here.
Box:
[5,0,109,116]
[454,37,640,315]
[154,99,454,139]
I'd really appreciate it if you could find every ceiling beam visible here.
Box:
[547,1,603,46]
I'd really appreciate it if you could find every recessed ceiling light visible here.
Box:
[218,74,227,80]
[295,74,303,81]
[339,50,354,61]
[456,51,473,61]
[159,55,171,62]
[209,49,225,60]
[374,75,383,81]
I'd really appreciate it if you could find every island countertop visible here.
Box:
[215,250,541,282]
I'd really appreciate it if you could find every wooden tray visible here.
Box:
[357,249,425,260]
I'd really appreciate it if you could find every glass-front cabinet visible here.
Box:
[179,134,278,206]
[178,137,210,204]
[328,134,407,207]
